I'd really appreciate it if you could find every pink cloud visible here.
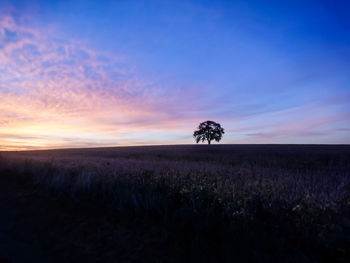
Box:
[243,110,350,141]
[0,14,209,149]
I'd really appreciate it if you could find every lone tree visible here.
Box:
[193,120,224,144]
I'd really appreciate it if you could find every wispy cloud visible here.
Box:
[240,101,350,143]
[1,5,349,149]
[0,13,208,149]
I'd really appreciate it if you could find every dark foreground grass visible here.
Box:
[0,145,350,262]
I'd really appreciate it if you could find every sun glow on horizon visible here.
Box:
[1,1,349,149]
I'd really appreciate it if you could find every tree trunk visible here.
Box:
[208,140,211,145]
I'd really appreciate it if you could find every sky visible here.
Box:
[0,0,349,150]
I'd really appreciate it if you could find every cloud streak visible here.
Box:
[0,13,209,149]
[0,5,349,149]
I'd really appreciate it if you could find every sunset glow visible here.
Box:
[1,0,349,150]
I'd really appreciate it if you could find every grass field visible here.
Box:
[0,145,349,262]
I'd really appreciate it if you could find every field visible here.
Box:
[0,145,349,262]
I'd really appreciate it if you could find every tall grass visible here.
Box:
[1,145,349,261]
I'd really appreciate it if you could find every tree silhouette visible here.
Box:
[193,120,224,144]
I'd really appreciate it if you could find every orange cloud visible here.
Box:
[0,14,205,150]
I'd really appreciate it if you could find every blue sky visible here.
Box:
[0,0,349,149]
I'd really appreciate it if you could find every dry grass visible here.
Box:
[0,145,349,262]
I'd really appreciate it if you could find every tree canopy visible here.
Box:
[193,120,224,144]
